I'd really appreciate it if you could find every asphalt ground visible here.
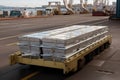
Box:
[0,14,108,68]
[0,14,120,80]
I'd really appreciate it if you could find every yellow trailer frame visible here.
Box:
[10,35,112,74]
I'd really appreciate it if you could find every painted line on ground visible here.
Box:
[0,35,19,41]
[21,72,39,80]
[6,42,18,46]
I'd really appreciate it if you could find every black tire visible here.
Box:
[77,57,86,70]
[85,53,94,62]
[95,48,100,55]
[100,45,104,52]
[106,42,110,48]
[104,42,110,49]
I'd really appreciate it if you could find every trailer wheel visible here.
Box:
[103,42,109,49]
[85,52,94,62]
[100,45,104,52]
[77,57,86,70]
[103,43,106,49]
[106,42,110,48]
[95,48,100,55]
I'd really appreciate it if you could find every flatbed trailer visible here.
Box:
[10,35,111,74]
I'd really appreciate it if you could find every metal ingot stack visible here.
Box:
[18,25,108,61]
[18,25,89,58]
[17,26,73,57]
[18,35,41,58]
[42,26,108,61]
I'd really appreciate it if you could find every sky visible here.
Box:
[0,0,116,7]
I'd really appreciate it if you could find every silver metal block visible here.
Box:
[18,25,108,61]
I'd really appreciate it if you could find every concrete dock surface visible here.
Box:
[0,14,120,80]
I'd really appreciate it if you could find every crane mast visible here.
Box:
[63,0,75,14]
[92,0,110,16]
[93,0,109,11]
[79,0,89,13]
[63,0,89,14]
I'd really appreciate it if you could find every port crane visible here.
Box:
[63,0,89,14]
[79,0,89,13]
[63,0,75,14]
[93,0,109,11]
[46,1,61,15]
[92,0,110,16]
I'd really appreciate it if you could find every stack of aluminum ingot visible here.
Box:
[18,25,86,58]
[42,26,108,61]
[18,25,108,61]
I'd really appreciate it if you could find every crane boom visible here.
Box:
[63,0,75,14]
[62,0,89,14]
[80,0,89,13]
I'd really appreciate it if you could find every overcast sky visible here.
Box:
[0,0,116,7]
